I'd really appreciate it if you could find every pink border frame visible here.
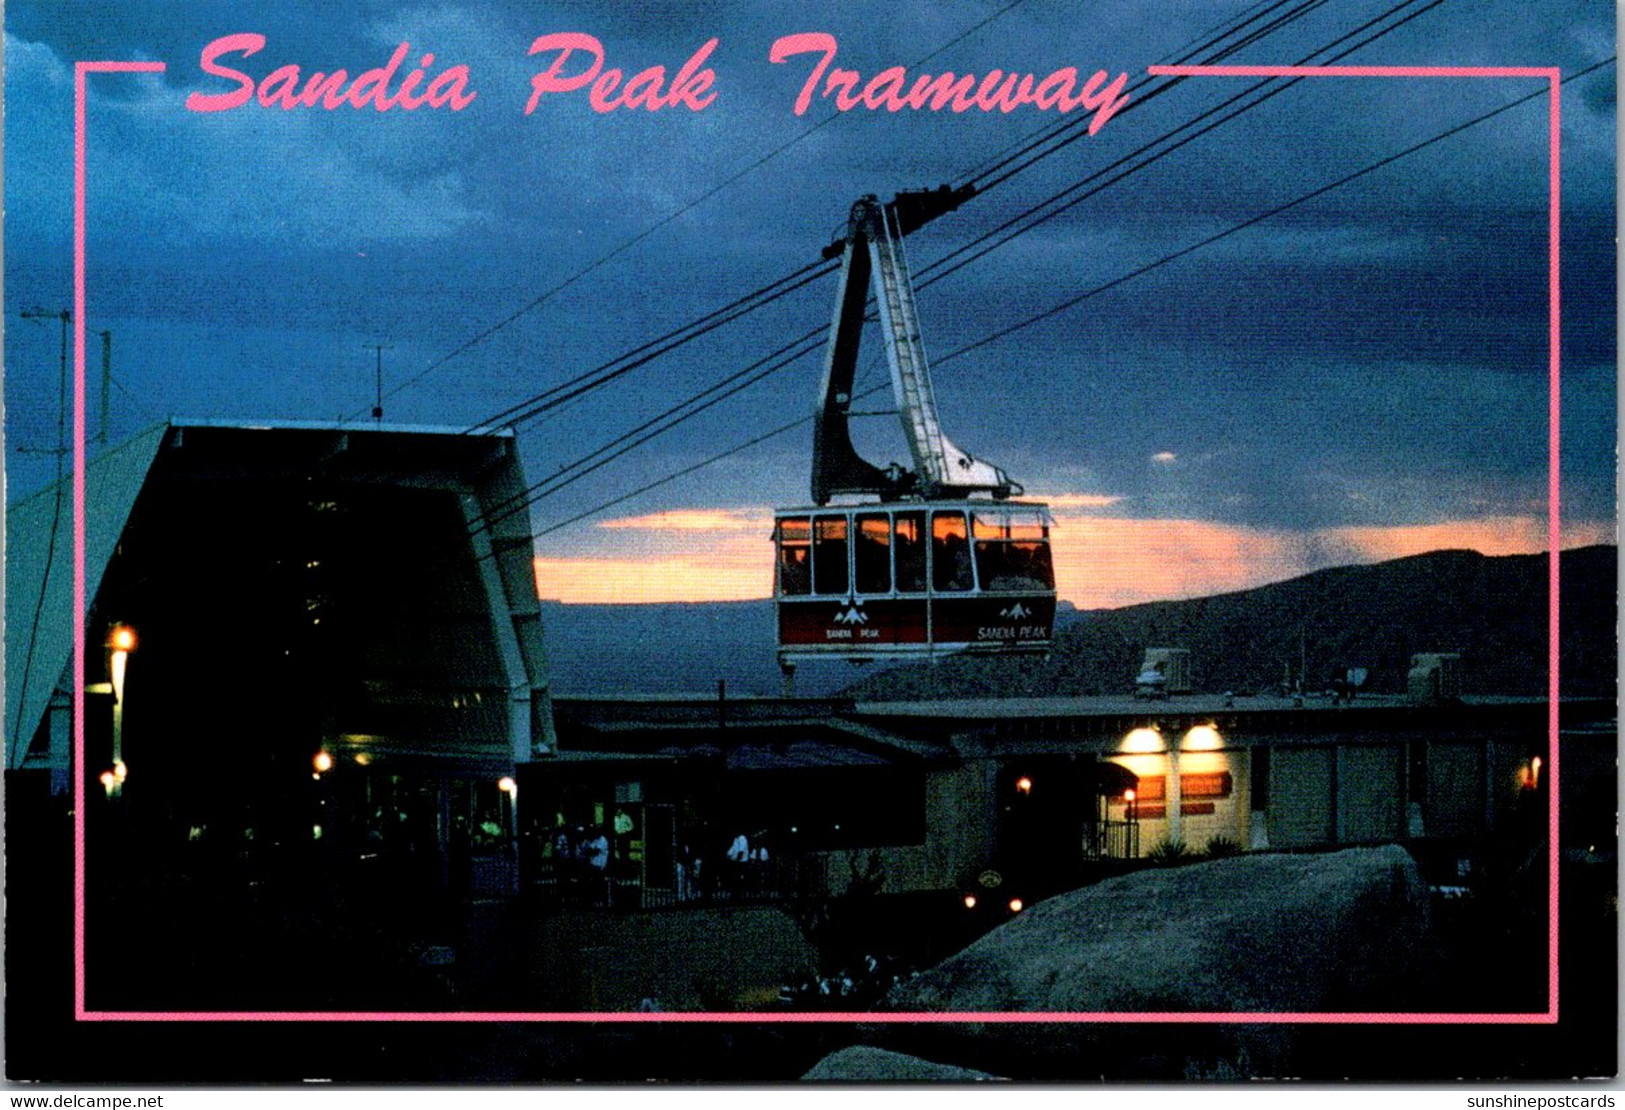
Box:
[70,62,1564,1025]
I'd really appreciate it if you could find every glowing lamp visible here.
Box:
[1015,776,1033,795]
[313,751,334,774]
[963,894,977,910]
[1122,727,1164,754]
[1008,898,1024,913]
[98,771,116,788]
[498,776,518,796]
[1182,724,1222,751]
[1123,788,1136,804]
[112,760,128,784]
[109,625,136,652]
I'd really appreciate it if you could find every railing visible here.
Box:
[532,857,809,912]
[1084,818,1140,861]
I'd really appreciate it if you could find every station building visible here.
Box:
[6,419,1606,914]
[544,689,1605,909]
[6,419,556,892]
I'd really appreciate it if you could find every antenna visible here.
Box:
[365,343,393,425]
[19,308,71,467]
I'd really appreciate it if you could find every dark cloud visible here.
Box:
[4,0,1615,539]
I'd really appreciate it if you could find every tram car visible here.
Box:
[775,187,1057,663]
[774,502,1055,659]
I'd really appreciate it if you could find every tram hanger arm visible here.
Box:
[810,184,1020,505]
[819,183,977,260]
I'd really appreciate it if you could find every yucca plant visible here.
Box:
[1146,838,1190,865]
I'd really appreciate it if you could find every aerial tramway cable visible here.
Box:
[467,0,1448,533]
[436,0,1339,439]
[353,0,1035,423]
[496,57,1611,543]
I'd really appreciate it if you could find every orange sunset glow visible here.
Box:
[533,508,1611,607]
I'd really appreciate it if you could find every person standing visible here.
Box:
[583,825,610,907]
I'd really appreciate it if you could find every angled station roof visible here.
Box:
[6,424,168,764]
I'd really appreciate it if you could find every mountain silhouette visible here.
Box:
[845,545,1617,700]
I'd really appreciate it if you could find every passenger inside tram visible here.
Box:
[854,515,892,594]
[931,512,975,592]
[778,518,811,596]
[972,511,1054,591]
[813,517,849,594]
[894,512,927,592]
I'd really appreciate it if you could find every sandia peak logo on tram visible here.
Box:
[832,603,872,630]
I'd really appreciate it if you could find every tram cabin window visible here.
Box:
[777,517,812,596]
[813,516,850,595]
[894,511,927,592]
[931,511,974,592]
[855,514,891,594]
[972,511,1055,591]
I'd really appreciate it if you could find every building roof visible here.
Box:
[5,423,169,763]
[852,693,1568,719]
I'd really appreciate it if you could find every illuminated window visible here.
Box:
[813,516,849,595]
[972,510,1054,592]
[854,514,891,594]
[893,512,927,592]
[931,511,973,592]
[776,517,811,597]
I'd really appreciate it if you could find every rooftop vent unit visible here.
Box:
[1134,647,1191,698]
[1406,653,1462,704]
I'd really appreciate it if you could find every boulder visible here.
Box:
[890,845,1428,1014]
[802,1046,1000,1082]
[874,846,1431,1078]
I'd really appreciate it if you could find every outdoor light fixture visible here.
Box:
[1121,727,1163,753]
[1015,775,1033,795]
[963,894,977,909]
[1008,898,1024,913]
[1123,788,1136,803]
[497,776,520,841]
[1521,756,1543,790]
[313,751,333,774]
[1182,724,1222,751]
[106,627,134,799]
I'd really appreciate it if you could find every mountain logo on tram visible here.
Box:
[999,602,1033,621]
[833,603,869,626]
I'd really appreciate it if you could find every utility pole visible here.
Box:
[19,308,71,474]
[365,342,392,425]
[11,308,71,759]
[98,330,113,446]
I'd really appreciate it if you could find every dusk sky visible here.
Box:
[5,1,1615,607]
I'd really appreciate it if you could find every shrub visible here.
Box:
[1147,838,1190,865]
[1204,835,1244,859]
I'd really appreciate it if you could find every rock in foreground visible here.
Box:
[802,1046,1000,1082]
[890,845,1429,1015]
